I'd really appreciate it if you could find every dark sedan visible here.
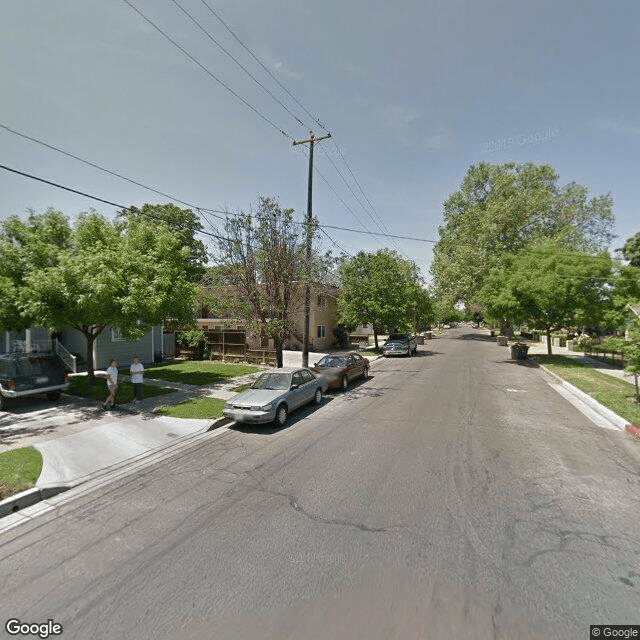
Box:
[310,352,369,391]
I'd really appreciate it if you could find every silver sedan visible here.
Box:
[223,367,328,427]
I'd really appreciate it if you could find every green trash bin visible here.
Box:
[510,343,530,360]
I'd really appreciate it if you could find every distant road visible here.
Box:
[1,326,639,640]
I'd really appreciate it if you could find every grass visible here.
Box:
[229,383,251,393]
[534,354,640,426]
[142,361,262,386]
[0,446,42,500]
[360,348,382,356]
[67,376,172,403]
[154,396,226,419]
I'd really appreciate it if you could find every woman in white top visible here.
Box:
[104,358,118,410]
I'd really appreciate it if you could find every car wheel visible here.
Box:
[274,403,288,427]
[362,366,369,379]
[313,387,323,405]
[47,391,61,401]
[0,395,6,411]
[406,347,411,357]
[341,375,349,391]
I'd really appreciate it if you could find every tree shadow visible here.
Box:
[455,333,497,342]
[495,358,541,368]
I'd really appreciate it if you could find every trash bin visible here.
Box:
[424,331,432,340]
[497,335,508,346]
[417,335,425,345]
[510,343,530,360]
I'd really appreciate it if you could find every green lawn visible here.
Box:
[229,383,250,393]
[534,355,640,426]
[0,446,42,500]
[142,361,262,386]
[360,348,382,356]
[154,397,226,419]
[67,376,172,403]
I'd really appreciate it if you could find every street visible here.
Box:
[1,326,639,640]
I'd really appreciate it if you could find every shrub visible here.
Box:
[574,334,593,350]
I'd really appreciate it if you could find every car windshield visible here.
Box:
[316,356,346,368]
[387,334,407,341]
[251,372,291,390]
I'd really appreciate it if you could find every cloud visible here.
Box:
[590,116,640,136]
[423,131,457,152]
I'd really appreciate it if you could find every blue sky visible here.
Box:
[1,0,638,279]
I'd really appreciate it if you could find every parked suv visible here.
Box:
[0,352,68,410]
[382,333,418,357]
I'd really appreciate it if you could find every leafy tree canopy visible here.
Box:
[478,240,613,354]
[337,249,428,348]
[4,209,198,375]
[117,203,208,281]
[431,162,614,309]
[621,230,640,268]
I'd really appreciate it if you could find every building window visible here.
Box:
[317,295,326,308]
[111,328,125,342]
[317,325,326,339]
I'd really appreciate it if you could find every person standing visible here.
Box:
[130,355,144,403]
[104,358,118,410]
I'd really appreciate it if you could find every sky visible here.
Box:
[1,0,639,281]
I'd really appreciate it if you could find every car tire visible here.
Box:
[406,347,411,357]
[313,387,323,405]
[341,375,349,391]
[362,366,369,379]
[0,394,6,411]
[274,403,288,427]
[47,391,61,401]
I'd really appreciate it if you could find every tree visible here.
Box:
[0,209,72,332]
[20,211,198,376]
[478,240,613,354]
[621,230,640,267]
[213,197,312,368]
[117,203,208,281]
[337,249,419,349]
[431,162,615,310]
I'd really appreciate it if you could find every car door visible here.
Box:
[288,371,307,410]
[299,369,317,404]
[349,354,364,379]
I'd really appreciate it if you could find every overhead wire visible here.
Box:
[121,0,292,139]
[168,0,310,131]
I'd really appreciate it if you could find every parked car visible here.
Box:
[0,352,69,411]
[223,367,328,427]
[310,352,369,390]
[383,333,418,357]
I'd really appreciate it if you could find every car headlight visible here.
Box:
[252,404,271,411]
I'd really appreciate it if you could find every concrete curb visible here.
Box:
[0,416,231,533]
[537,363,639,439]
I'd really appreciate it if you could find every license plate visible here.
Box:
[36,376,49,384]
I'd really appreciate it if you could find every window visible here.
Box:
[316,325,326,339]
[111,328,125,342]
[317,295,326,308]
[301,370,314,384]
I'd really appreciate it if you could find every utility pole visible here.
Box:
[292,131,331,367]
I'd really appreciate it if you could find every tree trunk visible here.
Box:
[373,327,379,350]
[546,328,553,356]
[85,329,96,378]
[274,338,283,368]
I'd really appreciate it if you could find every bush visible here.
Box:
[574,334,593,350]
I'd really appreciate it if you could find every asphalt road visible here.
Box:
[1,327,639,640]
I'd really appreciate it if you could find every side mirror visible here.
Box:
[290,384,299,390]
[313,362,317,367]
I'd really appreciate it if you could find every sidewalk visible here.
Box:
[0,351,331,488]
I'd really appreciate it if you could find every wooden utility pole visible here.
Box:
[292,131,331,367]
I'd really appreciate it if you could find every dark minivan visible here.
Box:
[0,352,68,410]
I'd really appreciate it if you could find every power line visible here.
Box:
[121,0,292,139]
[169,0,310,131]
[197,0,329,133]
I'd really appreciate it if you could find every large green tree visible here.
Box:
[213,197,313,368]
[431,162,614,310]
[621,230,640,267]
[117,203,208,281]
[0,209,72,331]
[17,211,198,376]
[337,249,423,348]
[478,240,613,354]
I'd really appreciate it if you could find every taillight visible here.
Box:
[7,380,16,391]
